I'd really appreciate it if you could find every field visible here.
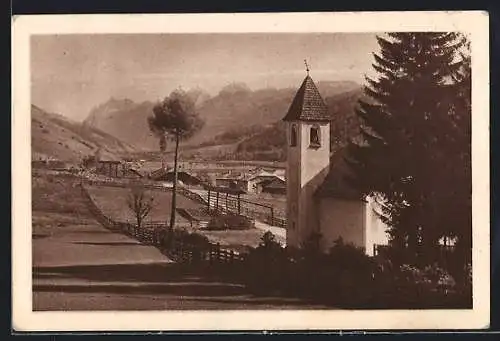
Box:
[31,169,286,254]
[184,227,284,253]
[32,172,95,239]
[86,185,202,225]
[85,183,286,250]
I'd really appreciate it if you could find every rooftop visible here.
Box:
[262,177,286,189]
[282,75,330,122]
[315,147,365,201]
[97,160,122,164]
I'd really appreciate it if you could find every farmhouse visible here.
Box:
[258,177,286,195]
[95,160,121,177]
[215,169,287,194]
[247,171,282,193]
[215,173,250,193]
[96,160,143,179]
[283,73,389,256]
[149,168,203,187]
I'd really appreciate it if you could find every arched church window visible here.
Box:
[290,124,297,147]
[310,125,321,147]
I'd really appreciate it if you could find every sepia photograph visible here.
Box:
[12,12,490,331]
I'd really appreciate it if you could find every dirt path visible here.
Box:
[33,220,321,310]
[33,218,172,268]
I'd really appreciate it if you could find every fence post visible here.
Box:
[270,207,274,225]
[178,240,183,262]
[216,243,221,263]
[216,191,219,212]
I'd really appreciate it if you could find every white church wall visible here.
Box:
[298,123,330,186]
[297,122,331,245]
[318,197,366,252]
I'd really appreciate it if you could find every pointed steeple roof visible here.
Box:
[282,75,330,122]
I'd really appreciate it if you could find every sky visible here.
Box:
[31,33,380,121]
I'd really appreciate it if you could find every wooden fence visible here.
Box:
[80,183,248,265]
[80,183,164,244]
[81,177,208,207]
[168,240,245,265]
[266,216,287,228]
[202,190,287,229]
[80,176,286,229]
[177,187,207,206]
[82,177,169,191]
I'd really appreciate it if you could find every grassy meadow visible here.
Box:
[32,171,95,239]
[85,185,201,225]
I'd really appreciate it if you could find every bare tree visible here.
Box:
[127,184,155,230]
[147,89,204,234]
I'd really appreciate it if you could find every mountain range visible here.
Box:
[82,80,362,154]
[33,80,365,162]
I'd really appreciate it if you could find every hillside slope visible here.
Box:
[32,104,135,162]
[233,88,365,161]
[84,99,158,150]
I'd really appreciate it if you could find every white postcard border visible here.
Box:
[12,11,490,331]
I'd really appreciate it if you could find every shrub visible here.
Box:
[164,229,212,263]
[242,232,290,293]
[169,229,210,248]
[368,260,472,308]
[313,238,375,305]
[206,213,254,231]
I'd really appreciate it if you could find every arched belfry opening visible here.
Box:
[309,125,321,147]
[290,124,298,147]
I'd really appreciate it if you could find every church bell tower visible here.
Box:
[282,65,331,248]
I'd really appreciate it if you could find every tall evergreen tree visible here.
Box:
[346,33,471,266]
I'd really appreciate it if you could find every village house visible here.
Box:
[247,171,282,193]
[215,173,251,192]
[95,160,143,179]
[258,176,286,195]
[283,73,389,256]
[149,168,203,187]
[215,168,287,194]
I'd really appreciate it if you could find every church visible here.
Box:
[283,72,389,256]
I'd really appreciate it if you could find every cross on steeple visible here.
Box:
[304,59,310,76]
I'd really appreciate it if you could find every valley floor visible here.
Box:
[32,171,324,311]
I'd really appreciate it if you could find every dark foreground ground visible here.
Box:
[33,221,331,310]
[32,172,327,310]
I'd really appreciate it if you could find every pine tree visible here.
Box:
[346,33,471,266]
[148,89,205,237]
